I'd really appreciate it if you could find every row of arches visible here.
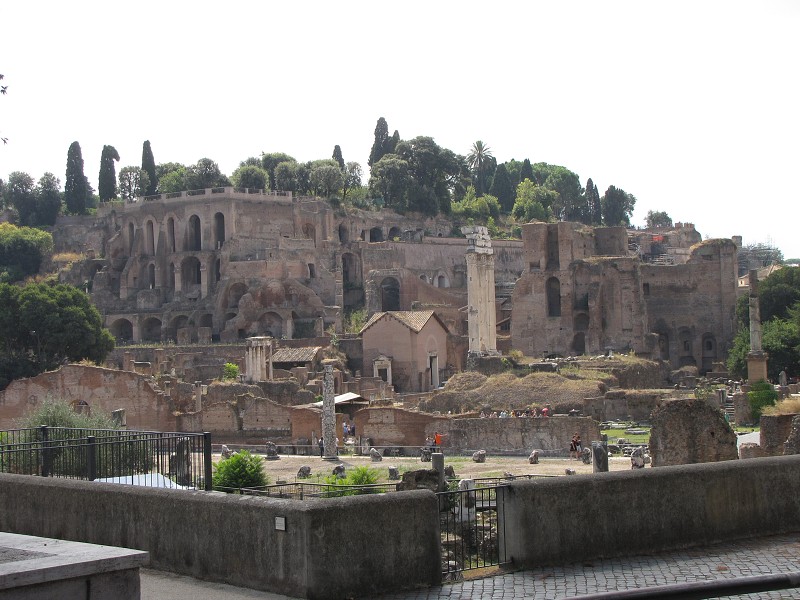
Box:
[127,212,226,256]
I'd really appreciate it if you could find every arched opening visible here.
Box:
[302,223,316,246]
[109,319,133,343]
[146,221,155,255]
[338,224,349,243]
[388,226,401,240]
[678,328,695,367]
[181,256,201,292]
[167,217,176,253]
[369,227,383,242]
[168,315,189,343]
[420,274,429,283]
[127,222,135,254]
[140,317,162,342]
[147,263,156,289]
[227,282,247,309]
[546,277,561,317]
[258,312,283,338]
[187,215,201,251]
[701,333,717,374]
[213,212,225,248]
[574,313,589,332]
[436,274,449,288]
[572,332,586,355]
[380,277,400,311]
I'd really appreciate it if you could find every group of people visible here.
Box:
[342,422,355,438]
[569,432,583,459]
[479,406,550,418]
[424,431,444,451]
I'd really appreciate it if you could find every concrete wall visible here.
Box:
[503,455,800,568]
[0,474,441,600]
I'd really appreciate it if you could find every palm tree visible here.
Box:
[466,140,493,195]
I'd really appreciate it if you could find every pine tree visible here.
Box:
[368,117,390,167]
[98,145,120,202]
[520,158,534,183]
[332,145,345,170]
[64,141,88,214]
[141,140,157,195]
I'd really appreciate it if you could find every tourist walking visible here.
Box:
[318,437,324,457]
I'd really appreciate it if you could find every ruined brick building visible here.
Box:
[511,221,739,372]
[53,189,739,379]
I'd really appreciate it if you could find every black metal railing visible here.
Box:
[0,426,212,490]
[436,484,509,578]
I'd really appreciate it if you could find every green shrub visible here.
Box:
[748,380,778,421]
[222,362,239,380]
[212,450,269,491]
[17,397,117,430]
[323,465,380,496]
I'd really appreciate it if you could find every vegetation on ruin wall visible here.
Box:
[747,381,778,420]
[0,282,114,390]
[764,396,800,416]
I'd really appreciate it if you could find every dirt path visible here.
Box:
[224,452,633,484]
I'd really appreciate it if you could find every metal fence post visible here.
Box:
[39,425,50,478]
[203,432,212,491]
[87,436,97,481]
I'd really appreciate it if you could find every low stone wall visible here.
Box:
[760,413,799,456]
[0,474,440,599]
[503,455,800,567]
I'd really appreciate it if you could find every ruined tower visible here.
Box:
[462,226,498,356]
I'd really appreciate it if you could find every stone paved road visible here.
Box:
[376,533,800,600]
[141,533,800,599]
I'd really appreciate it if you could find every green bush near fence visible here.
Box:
[212,450,269,491]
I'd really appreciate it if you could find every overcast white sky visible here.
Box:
[2,1,798,257]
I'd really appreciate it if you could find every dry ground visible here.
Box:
[220,452,633,484]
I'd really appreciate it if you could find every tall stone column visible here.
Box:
[462,226,499,356]
[746,270,769,383]
[322,360,338,460]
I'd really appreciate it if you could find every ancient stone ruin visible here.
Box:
[649,398,738,467]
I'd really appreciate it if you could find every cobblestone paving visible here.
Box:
[378,533,800,599]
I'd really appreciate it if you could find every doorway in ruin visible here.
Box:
[701,333,717,374]
[140,317,162,343]
[380,277,400,311]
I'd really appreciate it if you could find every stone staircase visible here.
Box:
[723,397,736,424]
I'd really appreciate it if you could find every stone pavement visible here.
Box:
[140,533,800,599]
[376,533,800,600]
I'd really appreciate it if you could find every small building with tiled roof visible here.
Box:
[270,346,323,371]
[360,310,449,393]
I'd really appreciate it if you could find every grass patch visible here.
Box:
[763,397,800,416]
[602,427,650,444]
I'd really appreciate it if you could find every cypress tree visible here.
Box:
[332,145,345,170]
[520,158,534,183]
[489,164,515,213]
[98,145,120,202]
[368,117,389,167]
[64,141,88,214]
[141,140,157,195]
